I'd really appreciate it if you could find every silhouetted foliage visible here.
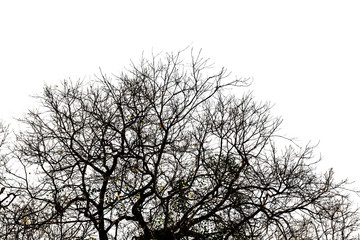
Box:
[1,50,359,239]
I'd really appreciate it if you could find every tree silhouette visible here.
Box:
[1,50,359,239]
[0,121,18,238]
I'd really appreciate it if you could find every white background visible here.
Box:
[1,1,359,197]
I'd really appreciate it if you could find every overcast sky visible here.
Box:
[1,1,359,192]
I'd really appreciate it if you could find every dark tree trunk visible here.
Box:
[99,229,109,240]
[152,229,176,240]
[136,228,176,240]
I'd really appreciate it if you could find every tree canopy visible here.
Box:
[0,50,359,239]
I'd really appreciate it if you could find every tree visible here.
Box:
[0,121,18,237]
[0,121,9,203]
[1,50,359,239]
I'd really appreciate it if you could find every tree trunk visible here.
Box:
[99,229,109,240]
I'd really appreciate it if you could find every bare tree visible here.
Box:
[1,50,359,239]
[287,195,360,240]
[0,121,9,201]
[0,121,18,237]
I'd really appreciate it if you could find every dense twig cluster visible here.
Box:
[0,50,359,239]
